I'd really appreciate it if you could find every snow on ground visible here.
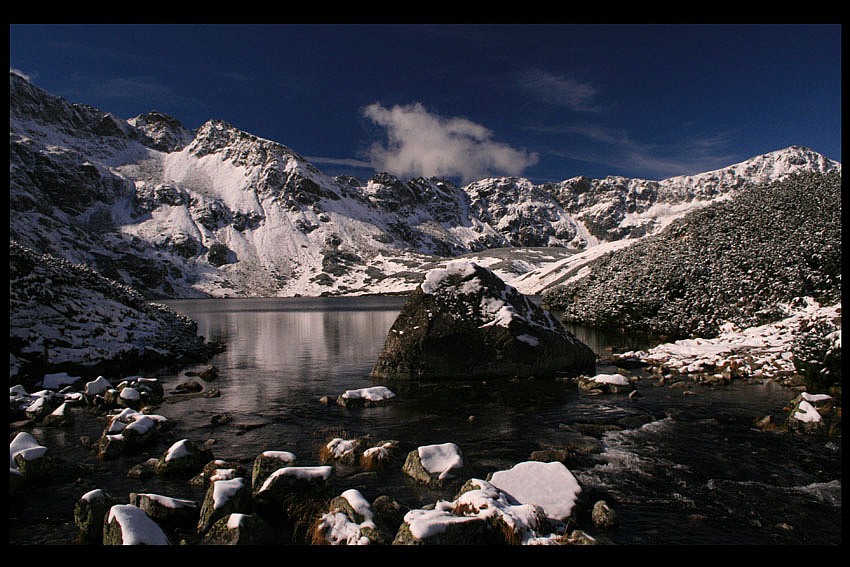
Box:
[509,239,635,295]
[615,298,841,380]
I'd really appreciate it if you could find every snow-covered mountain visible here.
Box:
[9,71,841,299]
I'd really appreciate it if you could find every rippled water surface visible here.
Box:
[10,297,841,546]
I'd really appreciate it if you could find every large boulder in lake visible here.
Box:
[370,261,596,382]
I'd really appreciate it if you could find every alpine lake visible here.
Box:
[9,296,841,547]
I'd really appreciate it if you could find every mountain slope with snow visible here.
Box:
[542,170,842,339]
[8,71,842,299]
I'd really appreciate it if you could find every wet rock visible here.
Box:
[371,495,409,536]
[199,365,219,381]
[591,500,618,528]
[335,386,396,408]
[370,261,596,382]
[42,402,74,426]
[127,458,159,479]
[174,379,204,394]
[201,513,277,545]
[74,488,115,544]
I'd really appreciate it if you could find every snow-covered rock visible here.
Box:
[155,438,214,478]
[74,488,116,544]
[401,442,471,488]
[311,489,393,545]
[197,477,252,535]
[371,261,596,381]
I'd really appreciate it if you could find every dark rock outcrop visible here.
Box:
[370,261,596,382]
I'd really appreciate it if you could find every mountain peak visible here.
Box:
[128,111,193,152]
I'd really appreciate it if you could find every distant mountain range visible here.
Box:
[9,70,842,300]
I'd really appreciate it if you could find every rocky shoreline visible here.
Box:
[9,349,840,546]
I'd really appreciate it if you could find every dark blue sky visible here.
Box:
[9,23,842,183]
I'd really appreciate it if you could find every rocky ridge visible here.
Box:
[9,71,841,299]
[9,241,220,382]
[542,170,842,341]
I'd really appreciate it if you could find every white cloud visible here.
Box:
[520,68,601,113]
[362,102,538,183]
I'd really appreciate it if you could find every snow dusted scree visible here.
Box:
[370,260,597,382]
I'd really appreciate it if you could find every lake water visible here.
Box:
[10,296,841,546]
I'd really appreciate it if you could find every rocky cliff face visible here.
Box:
[8,71,842,299]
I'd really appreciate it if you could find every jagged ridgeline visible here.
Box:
[9,241,220,383]
[542,171,842,339]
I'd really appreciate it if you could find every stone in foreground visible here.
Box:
[370,261,596,382]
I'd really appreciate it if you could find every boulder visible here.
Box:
[96,408,168,459]
[370,261,596,382]
[251,450,297,495]
[24,394,53,421]
[335,386,396,408]
[129,492,200,530]
[370,495,409,536]
[786,392,836,435]
[201,513,277,545]
[253,466,334,538]
[42,402,74,426]
[197,477,253,535]
[9,431,52,482]
[591,499,618,528]
[320,437,367,466]
[487,461,582,524]
[360,440,401,470]
[577,373,636,395]
[192,459,250,487]
[74,489,116,544]
[392,512,499,545]
[155,438,214,478]
[310,489,393,545]
[103,504,170,545]
[253,465,334,508]
[402,442,471,488]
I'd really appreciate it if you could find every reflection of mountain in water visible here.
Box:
[163,297,403,414]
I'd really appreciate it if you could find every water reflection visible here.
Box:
[162,297,404,414]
